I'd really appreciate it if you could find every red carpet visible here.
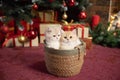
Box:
[0,44,120,80]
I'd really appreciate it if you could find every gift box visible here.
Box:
[5,36,23,47]
[65,23,89,38]
[75,24,91,49]
[77,27,89,38]
[62,25,75,31]
[39,23,62,43]
[24,37,39,47]
[75,24,89,38]
[4,36,39,47]
[39,10,57,23]
[82,37,92,49]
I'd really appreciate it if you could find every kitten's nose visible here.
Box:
[67,39,69,41]
[56,37,59,39]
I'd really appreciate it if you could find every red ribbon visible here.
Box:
[62,25,75,31]
[54,11,58,22]
[43,12,45,23]
[40,34,45,36]
[75,24,84,39]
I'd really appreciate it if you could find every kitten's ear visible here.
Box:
[72,29,77,34]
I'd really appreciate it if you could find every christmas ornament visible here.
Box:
[28,30,37,40]
[78,11,87,19]
[18,35,27,43]
[32,3,38,10]
[63,0,66,7]
[63,7,68,11]
[62,12,68,20]
[49,0,54,3]
[75,2,79,6]
[0,24,9,34]
[68,0,75,6]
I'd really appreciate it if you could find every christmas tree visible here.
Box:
[0,0,92,23]
[0,0,92,47]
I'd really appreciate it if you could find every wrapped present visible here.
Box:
[24,37,39,47]
[75,24,89,38]
[82,37,92,49]
[75,24,91,49]
[39,23,62,43]
[65,23,89,38]
[4,35,39,47]
[4,36,23,47]
[62,25,75,31]
[39,10,57,23]
[77,27,89,38]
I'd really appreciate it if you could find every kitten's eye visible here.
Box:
[70,36,72,38]
[53,35,56,37]
[64,36,67,39]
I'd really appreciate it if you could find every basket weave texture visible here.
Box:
[44,42,86,77]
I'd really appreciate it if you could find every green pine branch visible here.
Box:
[0,0,92,26]
[90,23,120,48]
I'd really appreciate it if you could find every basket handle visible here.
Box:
[74,44,82,60]
[75,41,86,60]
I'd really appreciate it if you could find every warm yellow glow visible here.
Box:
[108,14,117,31]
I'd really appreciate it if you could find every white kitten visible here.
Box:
[60,29,82,50]
[45,26,61,49]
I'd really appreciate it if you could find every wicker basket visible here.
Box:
[44,42,86,77]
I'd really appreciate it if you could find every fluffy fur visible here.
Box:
[45,27,61,49]
[60,29,82,50]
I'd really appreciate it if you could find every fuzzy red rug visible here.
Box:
[0,44,120,80]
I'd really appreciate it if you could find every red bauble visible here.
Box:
[27,30,37,40]
[0,25,9,34]
[63,0,67,7]
[49,0,54,3]
[68,0,75,6]
[32,3,38,10]
[78,11,87,19]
